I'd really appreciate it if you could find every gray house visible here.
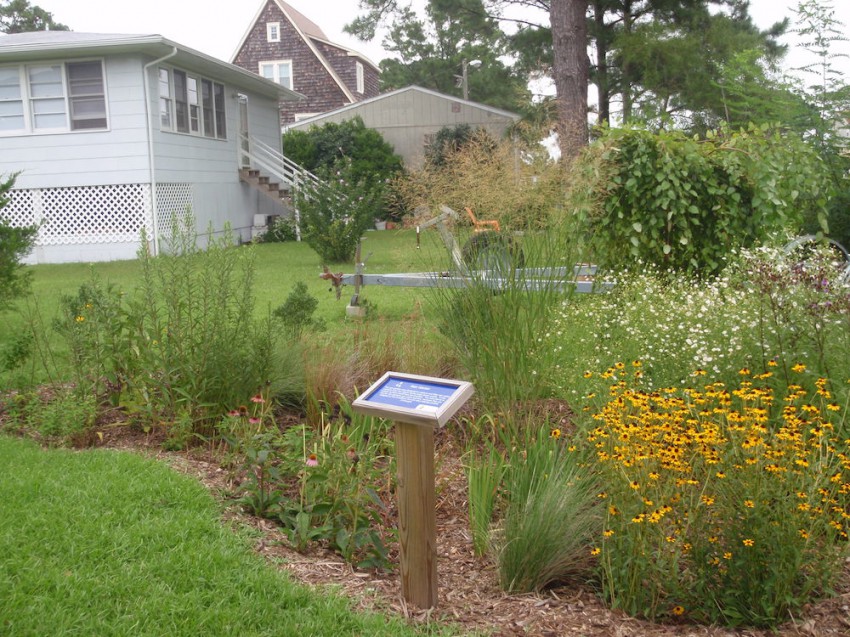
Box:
[285,85,521,169]
[0,31,301,264]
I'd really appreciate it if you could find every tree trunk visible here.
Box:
[593,2,610,126]
[551,0,589,164]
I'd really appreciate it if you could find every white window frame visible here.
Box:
[266,22,280,42]
[356,61,364,94]
[159,66,226,139]
[293,112,319,122]
[259,60,293,91]
[66,60,107,130]
[0,58,108,137]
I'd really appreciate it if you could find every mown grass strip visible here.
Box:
[0,436,453,636]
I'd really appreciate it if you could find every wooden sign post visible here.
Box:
[352,372,474,609]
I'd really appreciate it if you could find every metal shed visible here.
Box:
[284,85,521,169]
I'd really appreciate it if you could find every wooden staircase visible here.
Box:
[237,133,325,242]
[238,168,292,240]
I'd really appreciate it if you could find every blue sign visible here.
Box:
[366,377,458,413]
[352,372,475,428]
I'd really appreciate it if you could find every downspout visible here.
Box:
[142,47,178,256]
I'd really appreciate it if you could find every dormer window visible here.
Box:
[267,22,280,42]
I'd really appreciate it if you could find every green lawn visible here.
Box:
[0,435,457,636]
[1,230,453,385]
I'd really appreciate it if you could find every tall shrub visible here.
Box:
[282,116,403,220]
[292,161,380,263]
[123,220,283,427]
[570,124,831,274]
[0,173,37,312]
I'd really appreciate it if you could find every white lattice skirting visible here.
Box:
[5,183,194,264]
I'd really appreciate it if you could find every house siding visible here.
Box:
[0,35,292,264]
[232,0,377,125]
[0,54,151,190]
[313,40,379,99]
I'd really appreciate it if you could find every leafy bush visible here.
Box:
[586,366,850,626]
[282,116,403,221]
[227,402,395,569]
[273,281,326,339]
[0,172,37,312]
[570,124,831,274]
[293,161,380,263]
[261,216,298,243]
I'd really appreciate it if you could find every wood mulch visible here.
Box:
[85,410,850,637]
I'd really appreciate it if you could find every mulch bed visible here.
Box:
[83,409,850,637]
[1,388,848,637]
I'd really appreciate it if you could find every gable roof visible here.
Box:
[231,0,378,103]
[286,85,522,130]
[0,31,304,102]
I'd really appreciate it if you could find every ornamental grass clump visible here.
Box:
[494,430,602,592]
[586,364,850,627]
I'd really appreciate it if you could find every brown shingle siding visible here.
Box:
[232,0,380,126]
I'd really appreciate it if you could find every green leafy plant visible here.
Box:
[0,172,38,312]
[26,386,97,444]
[261,216,298,243]
[571,124,831,274]
[276,404,395,569]
[586,365,850,626]
[124,220,280,430]
[282,116,403,221]
[293,161,381,263]
[273,281,326,339]
[53,272,130,404]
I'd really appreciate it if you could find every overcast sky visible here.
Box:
[28,0,850,80]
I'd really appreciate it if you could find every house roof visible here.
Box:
[231,0,379,104]
[0,31,304,102]
[285,85,522,130]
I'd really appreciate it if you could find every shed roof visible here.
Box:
[286,85,521,130]
[0,31,304,102]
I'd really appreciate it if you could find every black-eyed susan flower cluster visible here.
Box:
[584,363,850,626]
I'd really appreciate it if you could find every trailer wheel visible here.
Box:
[462,231,525,272]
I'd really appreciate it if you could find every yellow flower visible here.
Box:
[583,370,593,379]
[75,315,85,323]
[629,481,640,490]
[827,403,841,412]
[590,547,601,556]
[671,605,685,616]
[603,529,615,537]
[767,359,778,367]
[744,500,755,508]
[743,538,755,547]
[799,529,810,539]
[792,363,807,373]
[550,428,562,439]
[738,367,751,376]
[724,552,732,560]
[632,360,642,367]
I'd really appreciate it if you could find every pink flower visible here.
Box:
[250,394,265,404]
[306,453,319,467]
[249,417,261,425]
[226,410,240,417]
